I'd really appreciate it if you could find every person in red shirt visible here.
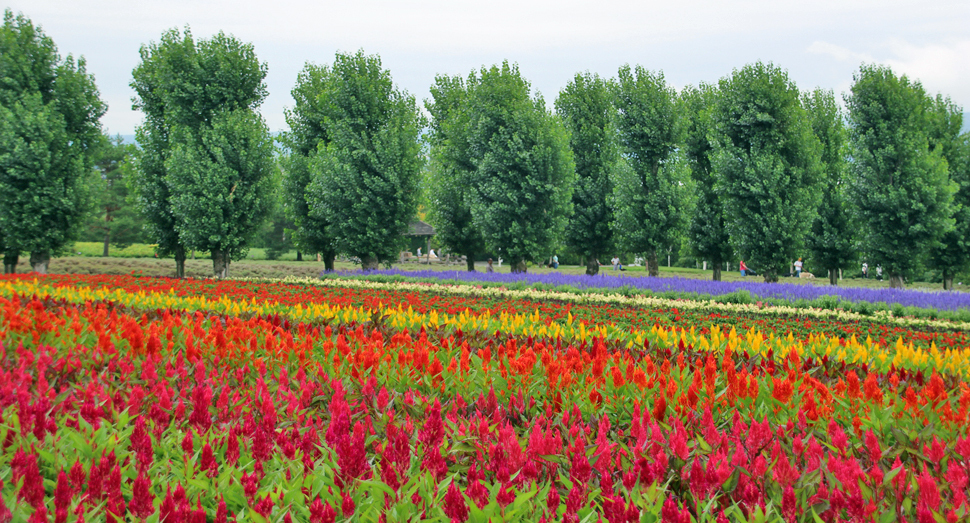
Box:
[739,260,748,277]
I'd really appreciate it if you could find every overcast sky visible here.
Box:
[8,0,970,135]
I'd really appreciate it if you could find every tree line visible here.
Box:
[1,12,967,288]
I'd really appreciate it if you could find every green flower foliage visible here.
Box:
[0,10,105,273]
[555,72,619,275]
[712,62,822,283]
[611,66,692,276]
[302,51,425,270]
[846,64,955,288]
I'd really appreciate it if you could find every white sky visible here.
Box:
[9,0,970,135]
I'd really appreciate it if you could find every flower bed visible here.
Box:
[2,274,969,521]
[340,268,970,315]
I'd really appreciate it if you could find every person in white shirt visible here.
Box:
[794,258,803,277]
[611,256,621,270]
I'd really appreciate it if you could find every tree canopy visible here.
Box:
[80,135,146,256]
[682,83,732,281]
[457,62,575,273]
[611,65,691,277]
[130,27,272,277]
[0,10,106,274]
[712,62,821,283]
[303,51,425,270]
[803,88,855,285]
[846,64,954,288]
[555,72,618,275]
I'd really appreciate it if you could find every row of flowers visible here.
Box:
[336,268,970,313]
[1,276,969,521]
[2,275,969,378]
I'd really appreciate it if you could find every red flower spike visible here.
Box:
[443,483,468,522]
[341,491,355,516]
[53,470,72,511]
[27,506,47,523]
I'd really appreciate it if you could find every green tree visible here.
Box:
[0,10,105,274]
[845,64,954,288]
[81,135,145,255]
[459,62,575,273]
[165,109,275,277]
[925,96,968,290]
[611,65,691,277]
[425,74,487,271]
[303,51,424,270]
[712,62,821,283]
[280,62,339,270]
[682,83,732,281]
[130,28,270,277]
[803,88,855,285]
[555,72,619,275]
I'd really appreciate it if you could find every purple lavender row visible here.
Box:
[332,269,970,312]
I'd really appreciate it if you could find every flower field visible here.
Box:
[2,274,970,522]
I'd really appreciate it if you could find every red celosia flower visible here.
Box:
[443,483,468,522]
[341,491,355,517]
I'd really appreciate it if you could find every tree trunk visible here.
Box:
[102,231,111,257]
[466,256,476,272]
[712,266,721,281]
[296,251,303,262]
[943,268,953,290]
[762,270,778,283]
[361,256,379,271]
[30,251,50,274]
[889,273,905,289]
[324,251,336,272]
[175,245,186,279]
[512,260,527,273]
[212,249,230,279]
[829,267,838,286]
[3,253,17,274]
[647,249,659,277]
[586,258,600,276]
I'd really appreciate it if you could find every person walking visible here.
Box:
[739,260,748,277]
[552,255,559,269]
[794,258,803,277]
[862,262,869,279]
[486,258,494,273]
[611,256,621,271]
[876,265,883,281]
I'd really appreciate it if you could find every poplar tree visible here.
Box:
[803,88,855,285]
[425,74,486,271]
[682,83,732,281]
[611,65,691,277]
[846,64,954,288]
[131,28,272,278]
[462,62,575,273]
[0,10,105,273]
[556,72,619,275]
[303,51,424,270]
[712,62,822,283]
